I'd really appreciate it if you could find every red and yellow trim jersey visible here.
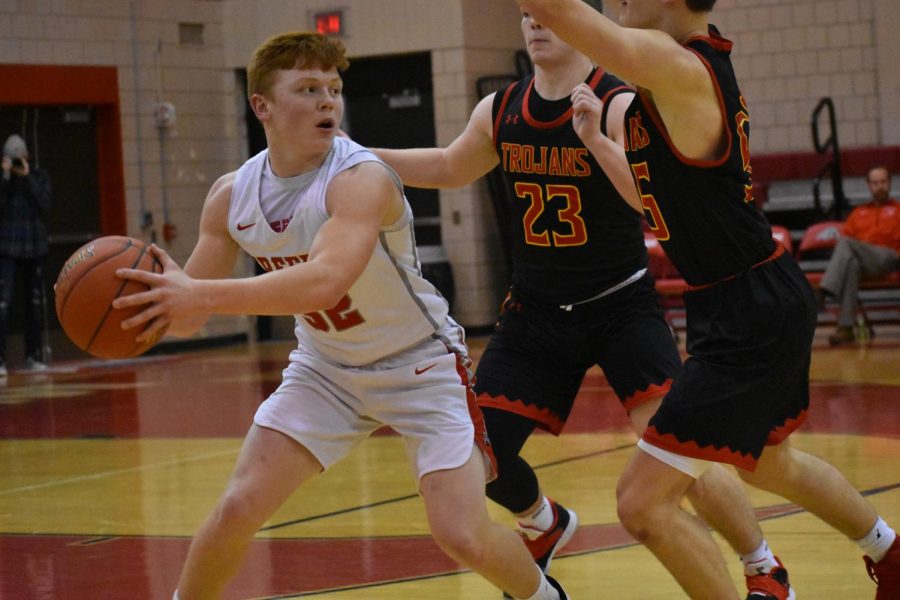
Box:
[622,26,775,287]
[492,68,646,305]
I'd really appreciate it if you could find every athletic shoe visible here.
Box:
[503,501,578,599]
[25,357,48,371]
[828,325,856,346]
[521,499,578,573]
[546,574,569,599]
[745,557,795,600]
[865,537,900,599]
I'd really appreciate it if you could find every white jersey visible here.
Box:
[229,137,451,366]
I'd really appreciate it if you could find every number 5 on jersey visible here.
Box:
[630,162,670,241]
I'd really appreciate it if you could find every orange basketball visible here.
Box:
[55,236,167,359]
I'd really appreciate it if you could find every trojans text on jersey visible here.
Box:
[501,143,591,177]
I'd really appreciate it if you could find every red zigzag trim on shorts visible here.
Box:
[643,409,809,472]
[477,379,673,435]
[622,380,672,414]
[477,394,566,435]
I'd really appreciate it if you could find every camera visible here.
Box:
[11,157,23,168]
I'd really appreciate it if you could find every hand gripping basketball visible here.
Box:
[55,236,169,359]
[112,243,189,343]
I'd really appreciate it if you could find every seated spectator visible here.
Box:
[818,165,900,345]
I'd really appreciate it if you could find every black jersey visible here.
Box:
[492,67,646,305]
[622,26,775,287]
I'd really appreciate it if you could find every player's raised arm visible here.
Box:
[372,93,499,189]
[571,83,641,212]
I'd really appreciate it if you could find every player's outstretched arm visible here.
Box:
[373,94,499,189]
[516,0,706,98]
[521,0,724,162]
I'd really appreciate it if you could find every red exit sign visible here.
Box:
[314,11,344,36]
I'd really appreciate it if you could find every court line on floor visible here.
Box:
[0,447,240,496]
[260,442,636,532]
[260,480,900,598]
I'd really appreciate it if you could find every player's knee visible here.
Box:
[485,475,518,508]
[615,481,659,540]
[483,450,540,513]
[739,443,793,488]
[211,489,268,536]
[430,521,485,565]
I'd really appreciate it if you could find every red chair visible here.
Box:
[795,221,844,260]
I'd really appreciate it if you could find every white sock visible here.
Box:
[173,592,181,600]
[857,517,897,563]
[520,567,561,600]
[518,497,554,540]
[740,539,779,576]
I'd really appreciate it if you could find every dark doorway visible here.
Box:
[340,52,440,247]
[342,53,454,309]
[0,106,102,336]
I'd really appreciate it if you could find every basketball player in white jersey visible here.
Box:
[113,32,570,600]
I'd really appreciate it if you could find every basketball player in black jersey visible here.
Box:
[374,5,794,598]
[517,0,900,598]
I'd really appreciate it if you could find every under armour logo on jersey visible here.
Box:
[505,114,520,125]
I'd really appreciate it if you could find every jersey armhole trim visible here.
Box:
[492,82,520,147]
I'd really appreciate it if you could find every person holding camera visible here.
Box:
[0,134,52,376]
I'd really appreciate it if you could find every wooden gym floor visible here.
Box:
[1,325,898,599]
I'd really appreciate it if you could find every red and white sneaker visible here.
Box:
[865,537,900,599]
[503,500,578,599]
[745,556,795,600]
[519,499,578,573]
